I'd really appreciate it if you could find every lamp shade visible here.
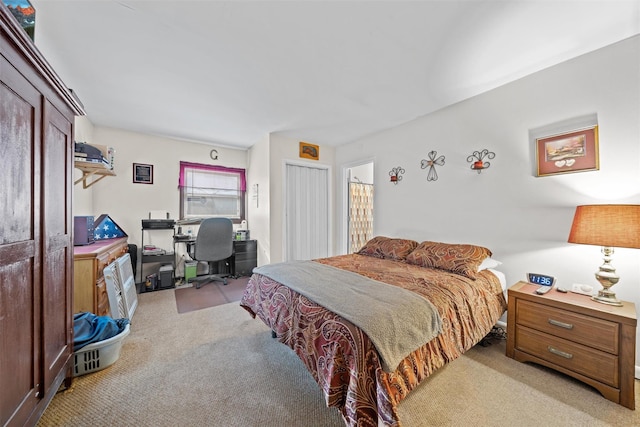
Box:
[568,205,640,249]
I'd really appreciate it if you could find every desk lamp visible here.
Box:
[568,204,640,306]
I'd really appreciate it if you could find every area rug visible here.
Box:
[174,276,250,313]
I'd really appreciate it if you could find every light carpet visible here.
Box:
[38,289,640,426]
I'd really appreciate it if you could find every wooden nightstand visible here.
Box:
[506,281,637,409]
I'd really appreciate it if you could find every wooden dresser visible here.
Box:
[74,237,129,316]
[506,281,637,409]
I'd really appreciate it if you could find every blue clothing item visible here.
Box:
[73,312,130,352]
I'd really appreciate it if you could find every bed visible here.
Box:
[240,237,508,426]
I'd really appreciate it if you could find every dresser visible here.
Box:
[506,281,637,409]
[73,237,129,316]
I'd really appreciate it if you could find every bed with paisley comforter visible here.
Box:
[240,237,508,427]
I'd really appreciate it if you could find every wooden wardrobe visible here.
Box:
[0,6,84,426]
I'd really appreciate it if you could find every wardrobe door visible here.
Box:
[0,54,43,426]
[41,99,74,390]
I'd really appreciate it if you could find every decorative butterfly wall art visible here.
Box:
[421,151,445,181]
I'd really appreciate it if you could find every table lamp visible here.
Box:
[567,204,640,306]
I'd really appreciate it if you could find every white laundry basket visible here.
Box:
[73,324,130,376]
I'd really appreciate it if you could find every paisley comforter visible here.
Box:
[240,254,507,426]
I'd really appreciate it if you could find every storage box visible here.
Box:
[158,264,174,289]
[73,324,130,376]
[184,261,197,282]
[73,215,95,246]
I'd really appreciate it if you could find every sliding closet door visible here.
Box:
[284,163,329,261]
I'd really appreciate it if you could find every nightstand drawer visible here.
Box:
[515,325,619,387]
[516,299,618,354]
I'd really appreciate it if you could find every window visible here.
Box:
[179,162,246,222]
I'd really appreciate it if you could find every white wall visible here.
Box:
[73,126,249,278]
[247,135,271,266]
[72,116,95,215]
[335,36,640,367]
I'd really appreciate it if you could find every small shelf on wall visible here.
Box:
[74,161,116,188]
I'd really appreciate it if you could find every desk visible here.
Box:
[174,237,257,278]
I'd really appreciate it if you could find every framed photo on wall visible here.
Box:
[535,125,599,177]
[3,0,35,40]
[133,163,153,184]
[299,141,319,160]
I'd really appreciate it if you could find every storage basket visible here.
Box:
[73,324,130,376]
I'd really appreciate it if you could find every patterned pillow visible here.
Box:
[405,241,492,280]
[357,236,419,261]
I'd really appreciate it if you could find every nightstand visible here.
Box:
[506,281,637,409]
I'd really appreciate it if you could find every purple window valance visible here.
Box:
[179,161,246,191]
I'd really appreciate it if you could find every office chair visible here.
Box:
[190,218,234,289]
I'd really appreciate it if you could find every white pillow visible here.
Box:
[477,257,502,271]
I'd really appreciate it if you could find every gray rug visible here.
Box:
[38,290,640,426]
[174,276,249,313]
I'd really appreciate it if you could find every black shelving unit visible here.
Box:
[140,219,176,289]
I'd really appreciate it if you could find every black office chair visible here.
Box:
[190,218,234,289]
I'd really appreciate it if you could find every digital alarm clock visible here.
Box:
[527,273,556,287]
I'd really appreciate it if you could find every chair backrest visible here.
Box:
[193,218,234,262]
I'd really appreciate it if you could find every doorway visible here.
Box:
[346,162,374,254]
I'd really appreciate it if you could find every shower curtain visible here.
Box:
[348,182,374,254]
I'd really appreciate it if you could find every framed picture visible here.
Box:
[299,141,319,160]
[3,0,35,40]
[133,163,153,184]
[535,125,599,177]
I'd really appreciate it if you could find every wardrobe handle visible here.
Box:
[548,318,573,329]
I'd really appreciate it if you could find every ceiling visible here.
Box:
[28,1,640,149]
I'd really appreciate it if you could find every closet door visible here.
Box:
[284,163,330,261]
[0,54,43,426]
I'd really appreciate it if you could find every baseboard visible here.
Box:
[496,320,640,379]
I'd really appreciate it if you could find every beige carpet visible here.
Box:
[39,290,640,426]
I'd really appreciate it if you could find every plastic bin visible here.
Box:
[73,324,130,376]
[184,261,197,282]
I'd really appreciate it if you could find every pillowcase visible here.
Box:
[357,236,419,261]
[405,241,493,280]
[477,257,502,272]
